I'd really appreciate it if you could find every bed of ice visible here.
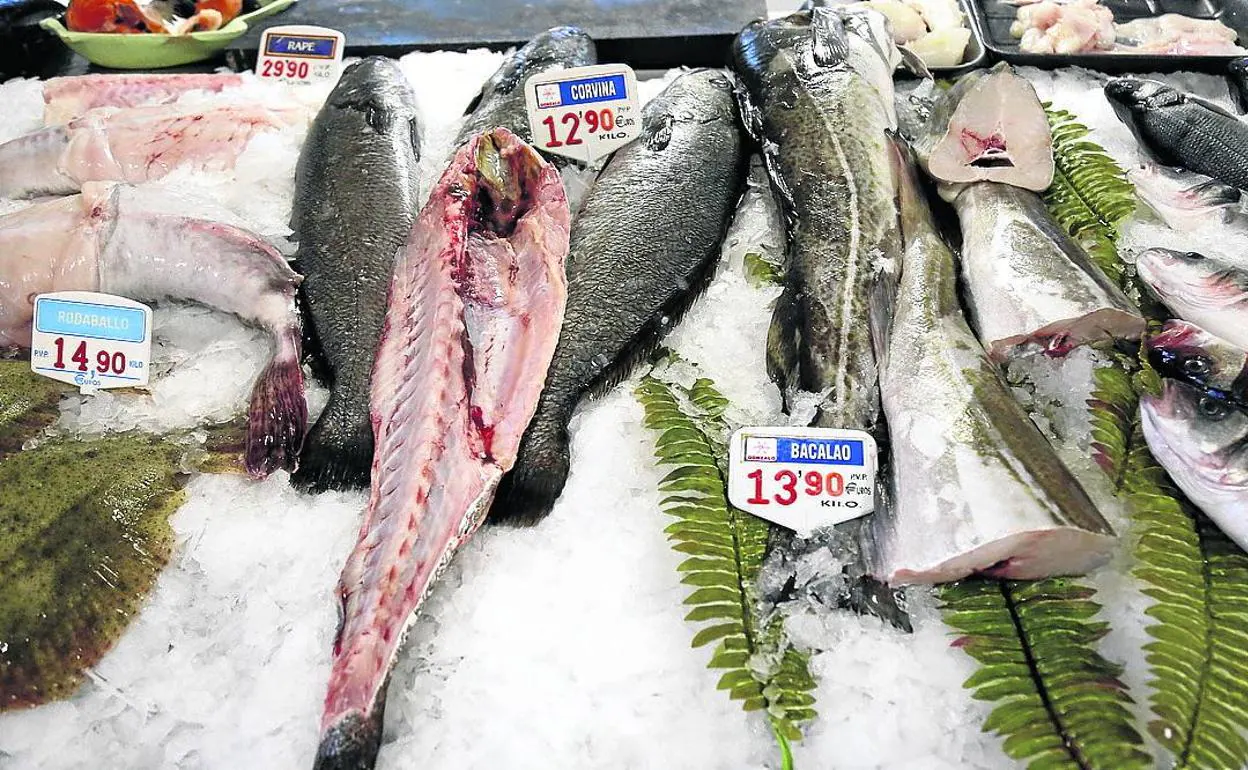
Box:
[0,54,1233,770]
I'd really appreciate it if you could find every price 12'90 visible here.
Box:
[540,108,617,148]
[746,468,847,506]
[51,337,131,376]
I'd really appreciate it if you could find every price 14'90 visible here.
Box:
[541,108,617,148]
[746,468,847,506]
[51,337,130,376]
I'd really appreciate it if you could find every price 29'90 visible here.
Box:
[541,108,617,148]
[746,468,845,506]
[260,58,310,79]
[51,337,128,375]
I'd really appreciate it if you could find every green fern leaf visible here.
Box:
[1042,106,1136,285]
[941,579,1151,770]
[636,363,818,759]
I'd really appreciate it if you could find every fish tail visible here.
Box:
[290,405,374,492]
[314,705,385,770]
[245,326,308,479]
[488,419,570,525]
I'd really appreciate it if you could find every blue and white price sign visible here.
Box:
[257,25,344,85]
[524,63,641,163]
[29,291,152,392]
[727,426,877,534]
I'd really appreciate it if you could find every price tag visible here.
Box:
[29,292,152,393]
[524,63,641,164]
[727,427,877,535]
[256,25,344,85]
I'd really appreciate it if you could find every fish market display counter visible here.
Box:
[2,3,1248,770]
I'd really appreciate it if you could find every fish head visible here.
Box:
[1129,165,1241,229]
[1135,247,1248,311]
[836,5,904,69]
[1141,378,1248,492]
[1147,320,1248,405]
[517,26,597,74]
[1104,77,1180,114]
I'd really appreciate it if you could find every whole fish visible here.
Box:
[951,182,1144,359]
[1105,78,1248,192]
[488,68,746,524]
[289,57,421,492]
[1229,57,1248,114]
[1147,319,1248,409]
[456,26,596,149]
[913,62,1055,191]
[1141,378,1248,551]
[0,101,307,199]
[42,72,244,124]
[315,128,569,770]
[1128,163,1248,234]
[733,7,907,627]
[1136,247,1248,352]
[0,183,305,477]
[875,142,1115,584]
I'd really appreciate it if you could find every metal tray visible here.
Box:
[968,0,1248,72]
[224,0,765,71]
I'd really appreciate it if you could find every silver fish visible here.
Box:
[951,182,1144,360]
[1129,164,1248,234]
[875,143,1116,584]
[0,182,305,477]
[1142,378,1248,551]
[1137,247,1248,353]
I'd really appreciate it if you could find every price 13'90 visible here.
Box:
[746,468,845,506]
[541,108,617,148]
[51,337,129,375]
[260,58,310,79]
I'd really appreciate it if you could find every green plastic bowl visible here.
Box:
[39,0,295,69]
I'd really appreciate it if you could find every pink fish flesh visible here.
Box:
[0,102,305,199]
[0,182,306,477]
[42,73,245,125]
[315,128,569,770]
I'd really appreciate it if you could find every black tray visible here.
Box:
[969,0,1248,71]
[224,0,765,70]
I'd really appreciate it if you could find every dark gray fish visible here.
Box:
[289,57,421,492]
[455,26,597,150]
[488,68,747,524]
[732,8,909,629]
[1104,77,1248,192]
[1228,57,1248,114]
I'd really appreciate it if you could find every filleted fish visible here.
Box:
[315,128,570,770]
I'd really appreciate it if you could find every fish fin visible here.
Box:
[488,421,572,526]
[1188,93,1241,121]
[767,286,801,403]
[244,327,308,479]
[809,6,851,67]
[314,700,386,770]
[898,45,931,79]
[290,406,374,492]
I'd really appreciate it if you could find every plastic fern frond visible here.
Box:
[940,579,1151,770]
[1085,354,1248,769]
[635,366,817,754]
[1043,106,1136,285]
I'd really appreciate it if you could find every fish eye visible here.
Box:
[1182,252,1205,262]
[1182,356,1211,376]
[1198,397,1230,420]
